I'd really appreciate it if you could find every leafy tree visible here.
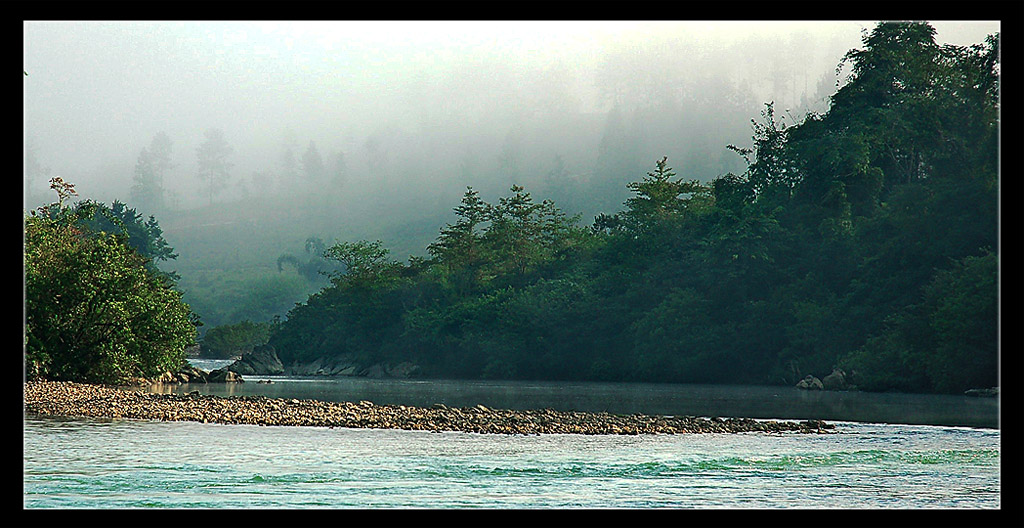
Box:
[323,240,403,291]
[726,102,798,204]
[619,156,712,234]
[70,200,180,282]
[842,252,998,393]
[25,179,196,383]
[196,128,234,205]
[427,186,489,295]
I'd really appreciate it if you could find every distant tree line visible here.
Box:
[267,22,999,394]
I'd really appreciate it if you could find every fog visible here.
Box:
[23,20,999,272]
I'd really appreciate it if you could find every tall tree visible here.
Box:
[618,157,711,235]
[196,128,234,205]
[427,187,489,294]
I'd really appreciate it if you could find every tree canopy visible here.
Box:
[25,178,197,384]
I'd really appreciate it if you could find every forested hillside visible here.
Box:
[267,22,999,394]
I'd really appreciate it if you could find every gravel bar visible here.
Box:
[24,381,835,435]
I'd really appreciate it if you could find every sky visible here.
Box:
[23,20,1000,211]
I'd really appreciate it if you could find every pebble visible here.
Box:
[24,381,834,435]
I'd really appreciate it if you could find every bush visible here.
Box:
[25,197,196,384]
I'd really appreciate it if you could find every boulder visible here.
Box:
[795,375,823,390]
[208,368,244,383]
[821,368,848,391]
[176,365,209,383]
[227,344,284,375]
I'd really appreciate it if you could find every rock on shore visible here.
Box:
[24,381,834,435]
[222,345,419,380]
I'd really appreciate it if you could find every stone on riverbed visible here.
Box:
[226,344,284,375]
[208,368,244,383]
[24,381,835,436]
[795,375,824,390]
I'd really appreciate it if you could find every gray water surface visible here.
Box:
[174,359,999,428]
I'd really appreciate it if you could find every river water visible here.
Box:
[23,359,1001,509]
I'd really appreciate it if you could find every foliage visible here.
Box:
[69,199,180,282]
[263,22,997,394]
[25,179,197,383]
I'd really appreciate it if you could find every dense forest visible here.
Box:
[265,22,999,394]
[24,22,999,394]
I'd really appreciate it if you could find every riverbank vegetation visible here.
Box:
[24,178,198,384]
[24,22,998,394]
[268,22,999,394]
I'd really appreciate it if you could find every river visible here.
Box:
[23,359,1000,509]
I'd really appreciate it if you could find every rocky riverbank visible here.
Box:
[24,381,834,435]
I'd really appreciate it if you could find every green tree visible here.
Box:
[619,157,711,234]
[427,187,489,295]
[919,252,998,392]
[323,240,403,291]
[25,179,196,383]
[726,102,798,204]
[483,185,581,286]
[71,200,180,282]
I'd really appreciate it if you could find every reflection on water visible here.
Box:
[163,362,998,429]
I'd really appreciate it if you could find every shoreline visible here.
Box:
[24,381,835,435]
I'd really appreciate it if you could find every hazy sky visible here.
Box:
[24,20,999,207]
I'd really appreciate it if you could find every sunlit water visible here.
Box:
[23,359,1000,509]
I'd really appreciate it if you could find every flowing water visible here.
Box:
[23,359,1000,509]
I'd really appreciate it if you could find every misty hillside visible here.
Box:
[24,21,999,334]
